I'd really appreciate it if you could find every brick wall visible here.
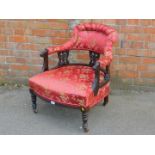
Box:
[0,19,155,88]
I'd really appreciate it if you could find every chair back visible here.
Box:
[72,23,118,54]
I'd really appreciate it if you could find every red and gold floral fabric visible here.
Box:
[29,23,118,109]
[29,65,110,109]
[47,23,118,68]
[47,23,118,54]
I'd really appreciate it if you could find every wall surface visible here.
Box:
[0,19,155,88]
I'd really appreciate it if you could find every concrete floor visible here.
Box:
[0,86,155,135]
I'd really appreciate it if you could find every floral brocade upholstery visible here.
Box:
[47,23,118,68]
[47,23,118,55]
[29,23,118,110]
[29,65,110,109]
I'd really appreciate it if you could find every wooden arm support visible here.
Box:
[40,49,49,72]
[92,62,110,96]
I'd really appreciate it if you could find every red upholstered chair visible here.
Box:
[29,23,118,132]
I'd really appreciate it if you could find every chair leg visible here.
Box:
[103,95,109,106]
[81,109,89,132]
[29,89,38,113]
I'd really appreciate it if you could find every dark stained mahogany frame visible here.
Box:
[29,49,110,132]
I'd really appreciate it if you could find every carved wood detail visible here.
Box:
[58,51,69,66]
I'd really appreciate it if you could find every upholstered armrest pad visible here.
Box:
[97,50,112,68]
[47,37,77,55]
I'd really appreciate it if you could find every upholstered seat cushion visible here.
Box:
[29,65,110,109]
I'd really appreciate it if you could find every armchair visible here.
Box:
[29,23,118,132]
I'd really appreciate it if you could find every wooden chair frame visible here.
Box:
[29,49,110,132]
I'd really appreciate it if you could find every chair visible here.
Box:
[29,23,118,132]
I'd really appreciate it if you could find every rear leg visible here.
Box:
[103,95,109,106]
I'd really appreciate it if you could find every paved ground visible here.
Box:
[0,86,155,135]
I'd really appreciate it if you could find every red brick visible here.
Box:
[27,58,42,65]
[0,50,13,56]
[0,70,5,76]
[6,57,26,64]
[150,35,155,42]
[115,63,137,71]
[125,64,137,71]
[141,72,155,78]
[101,19,116,24]
[148,65,155,71]
[127,34,150,41]
[137,65,148,71]
[0,57,5,63]
[51,31,71,38]
[144,27,155,34]
[77,53,89,60]
[142,58,155,64]
[0,64,9,70]
[126,49,137,56]
[120,26,144,33]
[127,19,140,25]
[17,43,37,50]
[32,29,50,37]
[119,71,138,78]
[131,42,144,49]
[52,38,69,45]
[47,19,69,23]
[50,22,69,30]
[9,35,27,42]
[0,35,6,42]
[116,19,126,25]
[114,49,125,55]
[140,19,152,26]
[6,20,26,28]
[146,50,155,57]
[14,29,25,35]
[29,66,41,72]
[0,20,5,27]
[119,56,141,64]
[113,55,119,63]
[10,64,29,71]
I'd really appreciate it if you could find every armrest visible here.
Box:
[97,50,112,68]
[92,61,111,96]
[40,48,48,57]
[47,37,77,55]
[40,49,49,72]
[92,61,100,96]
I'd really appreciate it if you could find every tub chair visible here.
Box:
[29,23,118,132]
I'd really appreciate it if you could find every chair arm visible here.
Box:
[47,36,77,55]
[40,49,49,72]
[92,61,110,96]
[92,61,100,96]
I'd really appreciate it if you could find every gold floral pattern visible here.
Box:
[47,23,118,56]
[29,65,110,109]
[29,23,118,109]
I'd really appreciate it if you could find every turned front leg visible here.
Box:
[81,109,89,132]
[29,89,37,113]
